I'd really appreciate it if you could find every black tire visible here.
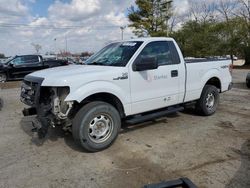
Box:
[0,73,6,82]
[196,85,219,116]
[0,98,3,111]
[72,101,121,152]
[247,79,250,88]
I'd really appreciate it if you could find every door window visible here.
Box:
[23,56,39,64]
[10,56,39,65]
[136,41,180,66]
[11,57,24,65]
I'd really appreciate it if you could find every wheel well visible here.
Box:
[80,93,125,118]
[205,77,221,91]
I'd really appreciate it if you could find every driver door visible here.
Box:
[129,41,182,114]
[8,56,25,79]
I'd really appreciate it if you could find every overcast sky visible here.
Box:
[0,0,191,56]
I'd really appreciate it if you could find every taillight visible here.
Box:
[229,64,233,75]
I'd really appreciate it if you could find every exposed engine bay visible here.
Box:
[21,76,74,138]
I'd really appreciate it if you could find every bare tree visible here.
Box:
[237,0,250,22]
[234,0,250,46]
[217,0,238,22]
[168,16,177,34]
[189,0,216,23]
[215,0,239,60]
[31,43,42,54]
[168,7,178,34]
[189,1,200,22]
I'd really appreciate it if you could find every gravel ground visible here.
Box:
[0,69,249,188]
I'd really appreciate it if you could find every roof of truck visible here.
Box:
[123,37,174,42]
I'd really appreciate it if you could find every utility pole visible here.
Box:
[120,26,126,40]
[65,35,68,53]
[65,35,68,60]
[54,38,57,59]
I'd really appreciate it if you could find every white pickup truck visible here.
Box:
[21,37,232,151]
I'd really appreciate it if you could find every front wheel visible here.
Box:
[72,101,121,152]
[0,73,6,82]
[196,85,219,116]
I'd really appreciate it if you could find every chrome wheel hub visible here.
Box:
[88,114,113,143]
[206,93,215,109]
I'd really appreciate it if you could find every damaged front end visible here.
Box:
[20,75,74,138]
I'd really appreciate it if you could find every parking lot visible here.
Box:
[0,69,249,188]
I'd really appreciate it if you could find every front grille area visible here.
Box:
[20,81,37,106]
[20,76,44,106]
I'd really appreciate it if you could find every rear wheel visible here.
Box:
[0,98,3,111]
[72,101,121,152]
[196,85,219,116]
[0,73,6,82]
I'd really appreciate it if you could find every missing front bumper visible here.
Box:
[23,107,50,139]
[31,116,50,139]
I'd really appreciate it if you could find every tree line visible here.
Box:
[128,0,250,64]
[0,53,5,58]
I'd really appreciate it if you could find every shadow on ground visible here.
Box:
[20,111,188,153]
[233,82,249,90]
[225,140,250,188]
[20,116,86,152]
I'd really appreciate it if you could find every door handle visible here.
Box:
[171,70,178,77]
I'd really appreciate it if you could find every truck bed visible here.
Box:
[184,58,232,103]
[185,58,231,63]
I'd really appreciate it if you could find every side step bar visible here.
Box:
[126,106,184,124]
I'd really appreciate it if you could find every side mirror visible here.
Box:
[134,57,158,71]
[9,62,14,67]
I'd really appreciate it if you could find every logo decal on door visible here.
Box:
[147,73,168,83]
[154,75,168,80]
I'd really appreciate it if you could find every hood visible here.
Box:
[29,65,127,87]
[31,65,112,78]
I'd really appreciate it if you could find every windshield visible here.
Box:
[3,57,14,65]
[85,41,143,67]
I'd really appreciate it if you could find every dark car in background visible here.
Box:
[0,55,70,82]
[246,72,250,88]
